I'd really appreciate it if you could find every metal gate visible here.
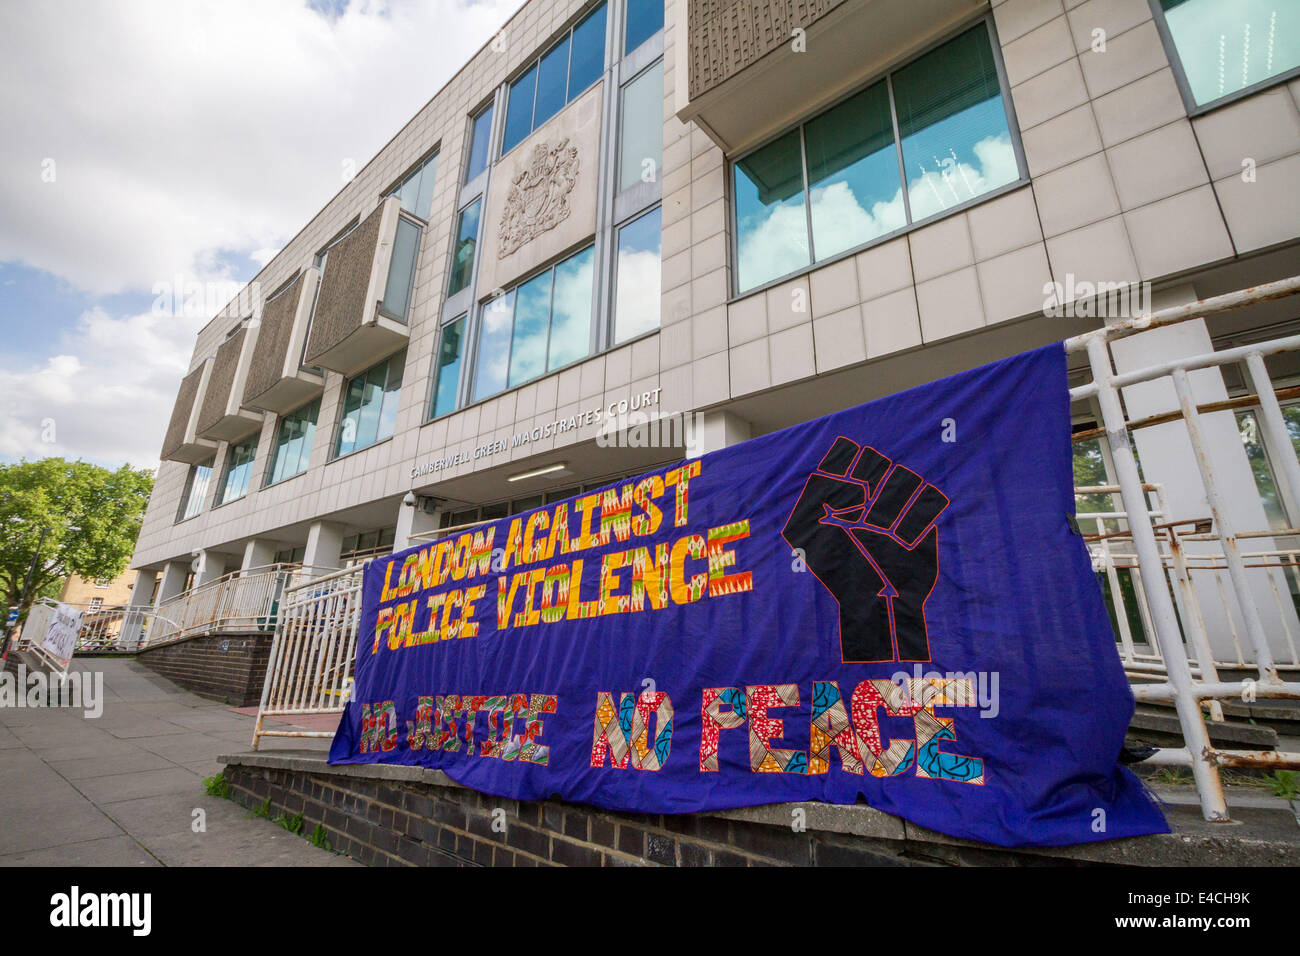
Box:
[251,565,364,750]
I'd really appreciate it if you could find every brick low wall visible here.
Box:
[221,760,949,867]
[138,632,272,707]
[218,754,1298,867]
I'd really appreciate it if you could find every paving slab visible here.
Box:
[0,797,124,855]
[0,835,161,867]
[136,730,245,764]
[99,792,251,840]
[48,750,175,780]
[0,658,358,867]
[76,767,204,805]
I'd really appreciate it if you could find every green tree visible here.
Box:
[1,458,153,623]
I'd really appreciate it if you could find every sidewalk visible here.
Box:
[0,657,356,866]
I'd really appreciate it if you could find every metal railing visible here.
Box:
[142,563,303,646]
[251,564,364,750]
[13,564,326,663]
[1067,275,1300,821]
[16,599,180,666]
[1080,484,1300,678]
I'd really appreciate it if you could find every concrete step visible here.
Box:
[1128,705,1280,749]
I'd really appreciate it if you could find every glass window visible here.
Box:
[548,245,594,369]
[509,270,553,388]
[473,291,515,402]
[534,36,571,131]
[614,206,661,343]
[569,3,607,97]
[472,246,595,401]
[731,21,1020,293]
[390,153,439,221]
[1159,0,1300,107]
[466,104,494,182]
[218,440,257,505]
[431,317,465,419]
[334,349,405,458]
[503,65,538,155]
[380,217,420,321]
[448,199,481,296]
[500,3,608,156]
[511,494,545,514]
[266,398,319,487]
[178,459,212,521]
[274,546,306,565]
[624,0,662,54]
[892,24,1017,222]
[733,128,810,293]
[619,60,663,191]
[804,80,904,260]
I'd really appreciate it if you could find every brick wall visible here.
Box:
[220,760,1092,867]
[138,632,272,707]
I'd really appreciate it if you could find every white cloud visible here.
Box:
[0,0,521,295]
[0,0,521,467]
[0,308,204,469]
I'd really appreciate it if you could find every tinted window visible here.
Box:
[534,36,571,130]
[619,60,663,191]
[473,291,515,402]
[1159,0,1300,106]
[733,128,810,293]
[380,217,420,320]
[266,398,319,486]
[503,65,537,154]
[431,318,464,419]
[466,105,493,182]
[448,199,481,296]
[509,270,553,387]
[218,441,257,505]
[392,153,438,220]
[614,206,661,343]
[624,0,662,54]
[334,350,405,457]
[179,460,212,521]
[569,3,607,96]
[500,3,607,155]
[804,80,903,259]
[548,245,594,369]
[731,21,1021,293]
[892,24,1017,221]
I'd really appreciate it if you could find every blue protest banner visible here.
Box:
[328,343,1167,847]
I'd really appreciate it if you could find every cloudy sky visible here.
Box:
[0,0,521,471]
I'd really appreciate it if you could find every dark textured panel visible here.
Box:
[244,273,304,405]
[160,363,206,461]
[688,0,845,99]
[196,327,246,434]
[303,204,385,365]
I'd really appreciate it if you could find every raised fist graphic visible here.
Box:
[783,437,949,663]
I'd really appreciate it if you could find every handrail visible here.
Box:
[1067,276,1300,823]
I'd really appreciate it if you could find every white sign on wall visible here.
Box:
[41,603,83,670]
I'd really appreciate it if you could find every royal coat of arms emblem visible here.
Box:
[498,138,581,258]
